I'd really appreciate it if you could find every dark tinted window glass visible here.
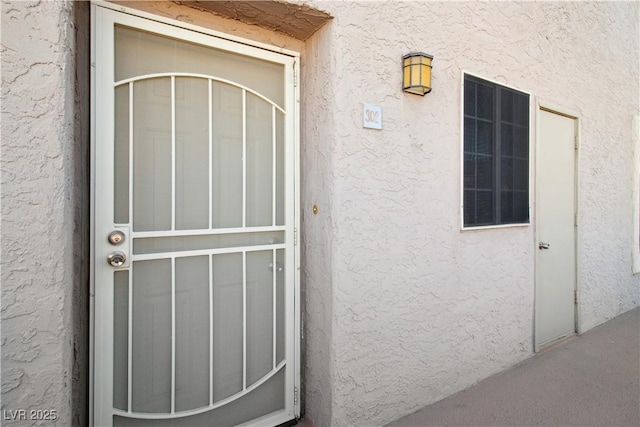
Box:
[501,124,513,156]
[464,153,476,188]
[463,75,529,227]
[513,192,529,222]
[514,126,528,158]
[501,90,513,123]
[477,155,493,190]
[464,118,476,152]
[477,84,493,120]
[514,93,529,126]
[477,190,494,224]
[464,190,476,225]
[464,81,476,116]
[501,191,513,222]
[501,157,513,190]
[477,121,493,155]
[514,159,528,191]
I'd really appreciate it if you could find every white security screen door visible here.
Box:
[92,5,299,426]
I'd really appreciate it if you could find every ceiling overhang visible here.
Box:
[176,1,332,40]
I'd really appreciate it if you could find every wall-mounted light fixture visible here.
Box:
[402,52,433,95]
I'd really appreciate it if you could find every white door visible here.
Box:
[535,108,577,349]
[92,5,299,426]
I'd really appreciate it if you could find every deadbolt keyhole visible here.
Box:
[108,230,125,245]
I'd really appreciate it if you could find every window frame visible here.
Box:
[460,71,533,231]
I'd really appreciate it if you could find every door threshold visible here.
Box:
[538,332,577,353]
[276,418,299,427]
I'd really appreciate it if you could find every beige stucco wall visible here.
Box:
[1,0,89,425]
[301,1,640,426]
[2,1,638,426]
[106,1,306,52]
[300,20,337,426]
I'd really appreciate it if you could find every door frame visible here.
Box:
[534,100,581,351]
[89,2,301,424]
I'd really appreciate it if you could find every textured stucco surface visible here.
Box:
[300,1,640,426]
[108,0,306,53]
[2,1,639,427]
[300,21,336,426]
[180,0,332,40]
[1,0,89,425]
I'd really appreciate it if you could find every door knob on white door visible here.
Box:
[107,251,127,267]
[539,242,551,250]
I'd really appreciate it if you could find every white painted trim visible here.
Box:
[292,57,302,420]
[461,223,530,232]
[459,70,464,230]
[574,112,583,334]
[88,5,98,426]
[459,70,533,231]
[536,100,581,120]
[632,115,640,274]
[92,0,300,58]
[92,5,117,425]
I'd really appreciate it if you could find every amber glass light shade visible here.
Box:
[402,53,433,95]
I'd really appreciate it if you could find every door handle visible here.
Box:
[538,242,550,250]
[107,251,127,267]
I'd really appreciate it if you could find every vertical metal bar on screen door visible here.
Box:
[208,80,213,230]
[127,81,134,413]
[242,251,247,390]
[171,257,176,413]
[127,268,133,413]
[171,76,177,409]
[209,254,213,405]
[272,107,276,226]
[171,76,176,231]
[272,249,276,369]
[242,90,247,228]
[128,81,134,230]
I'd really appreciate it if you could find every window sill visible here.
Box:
[461,222,530,232]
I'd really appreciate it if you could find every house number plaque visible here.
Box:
[363,103,382,130]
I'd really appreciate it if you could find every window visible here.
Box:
[463,75,530,227]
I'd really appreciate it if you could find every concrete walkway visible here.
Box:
[387,307,640,427]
